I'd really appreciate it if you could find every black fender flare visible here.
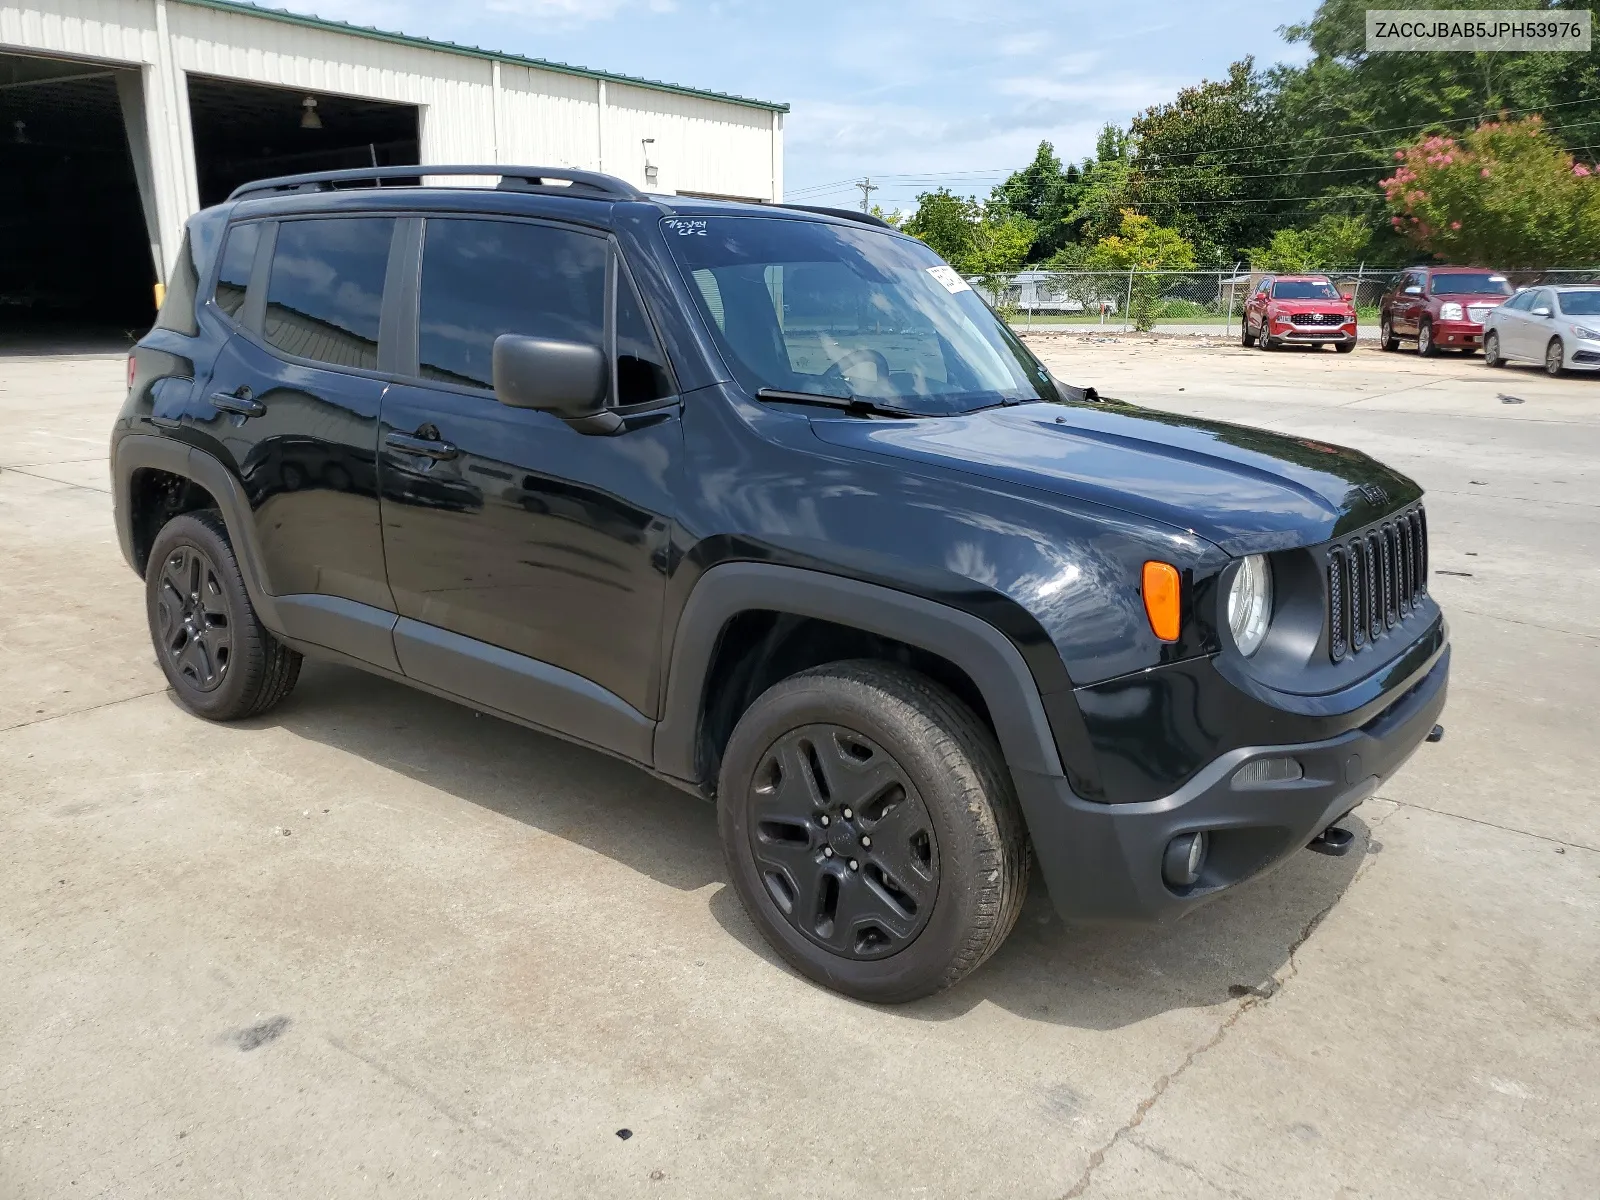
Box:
[113,433,284,631]
[652,562,1066,785]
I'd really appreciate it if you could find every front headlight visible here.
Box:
[1227,554,1273,656]
[1439,302,1464,320]
[1571,323,1600,341]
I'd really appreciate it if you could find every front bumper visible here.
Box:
[1432,319,1482,347]
[1014,645,1449,923]
[1565,338,1600,370]
[1272,320,1356,344]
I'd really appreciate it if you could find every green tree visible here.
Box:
[1083,210,1197,330]
[1127,59,1281,260]
[1246,214,1373,270]
[903,189,1036,281]
[1381,115,1600,267]
[989,140,1078,260]
[901,189,976,264]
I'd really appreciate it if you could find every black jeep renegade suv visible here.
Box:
[112,166,1449,1002]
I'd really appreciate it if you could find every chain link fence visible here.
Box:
[969,268,1600,334]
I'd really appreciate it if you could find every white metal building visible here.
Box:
[0,0,787,329]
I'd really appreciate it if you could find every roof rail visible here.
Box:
[229,165,646,203]
[778,204,896,230]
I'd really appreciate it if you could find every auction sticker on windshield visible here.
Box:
[927,265,972,294]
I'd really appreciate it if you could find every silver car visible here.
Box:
[1483,285,1600,376]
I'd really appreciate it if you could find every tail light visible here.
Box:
[127,351,136,390]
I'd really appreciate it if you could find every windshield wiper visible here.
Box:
[755,387,920,419]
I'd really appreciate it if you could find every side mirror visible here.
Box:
[1404,285,1423,296]
[1531,306,1551,318]
[492,335,618,433]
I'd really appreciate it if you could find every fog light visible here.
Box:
[1232,756,1304,788]
[1163,831,1208,888]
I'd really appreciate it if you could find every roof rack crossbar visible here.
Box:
[229,165,646,202]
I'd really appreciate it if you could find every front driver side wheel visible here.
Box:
[718,661,1028,1003]
[1380,314,1400,351]
[1240,316,1256,347]
[1546,337,1566,376]
[1484,330,1505,367]
[1417,319,1438,356]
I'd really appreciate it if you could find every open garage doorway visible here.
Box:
[0,51,157,345]
[186,76,420,207]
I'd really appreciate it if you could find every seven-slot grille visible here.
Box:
[1326,506,1428,663]
[1289,312,1346,327]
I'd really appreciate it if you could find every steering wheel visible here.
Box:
[823,347,892,386]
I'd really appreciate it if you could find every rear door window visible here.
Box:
[213,223,261,321]
[417,218,606,390]
[264,217,395,371]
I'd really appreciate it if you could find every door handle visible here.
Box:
[385,430,459,461]
[209,389,265,418]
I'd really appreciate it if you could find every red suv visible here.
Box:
[1241,274,1357,352]
[1379,266,1512,355]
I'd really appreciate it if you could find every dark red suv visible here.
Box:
[1379,266,1513,355]
[1241,274,1357,352]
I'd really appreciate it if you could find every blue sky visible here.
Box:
[292,0,1320,211]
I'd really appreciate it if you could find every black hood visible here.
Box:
[810,401,1421,555]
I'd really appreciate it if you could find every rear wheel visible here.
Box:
[1546,337,1566,377]
[146,510,301,721]
[1417,319,1438,356]
[1380,314,1400,351]
[718,661,1029,1003]
[1484,330,1505,367]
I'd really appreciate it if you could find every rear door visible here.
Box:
[201,215,399,620]
[1393,271,1423,334]
[1522,288,1559,359]
[1494,290,1533,358]
[376,214,680,746]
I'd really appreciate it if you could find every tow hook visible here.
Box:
[1308,825,1356,857]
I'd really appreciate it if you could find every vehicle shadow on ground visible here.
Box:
[262,661,1371,1032]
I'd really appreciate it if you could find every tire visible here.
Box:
[1417,319,1438,356]
[1484,331,1505,367]
[1545,337,1566,377]
[1380,314,1400,351]
[1258,323,1276,351]
[1334,340,1355,354]
[146,510,302,721]
[717,661,1029,1003]
[1240,317,1256,347]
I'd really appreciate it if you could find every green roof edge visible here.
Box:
[177,0,791,113]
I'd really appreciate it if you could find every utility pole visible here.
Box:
[855,177,878,213]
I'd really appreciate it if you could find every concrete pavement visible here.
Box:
[2,341,1596,1198]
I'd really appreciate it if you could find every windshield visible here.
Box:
[1557,290,1600,316]
[661,215,1058,415]
[1433,272,1512,296]
[1273,280,1340,300]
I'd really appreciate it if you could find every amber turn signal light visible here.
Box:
[1142,561,1182,642]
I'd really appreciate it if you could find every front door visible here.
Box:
[1392,271,1423,335]
[377,215,680,726]
[201,215,397,613]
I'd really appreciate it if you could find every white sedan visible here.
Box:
[1483,285,1600,376]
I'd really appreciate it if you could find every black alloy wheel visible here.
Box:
[719,661,1029,1003]
[145,510,302,720]
[154,544,233,692]
[747,723,939,960]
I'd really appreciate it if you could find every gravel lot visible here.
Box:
[2,336,1596,1198]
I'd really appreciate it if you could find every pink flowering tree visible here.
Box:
[1380,117,1600,269]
